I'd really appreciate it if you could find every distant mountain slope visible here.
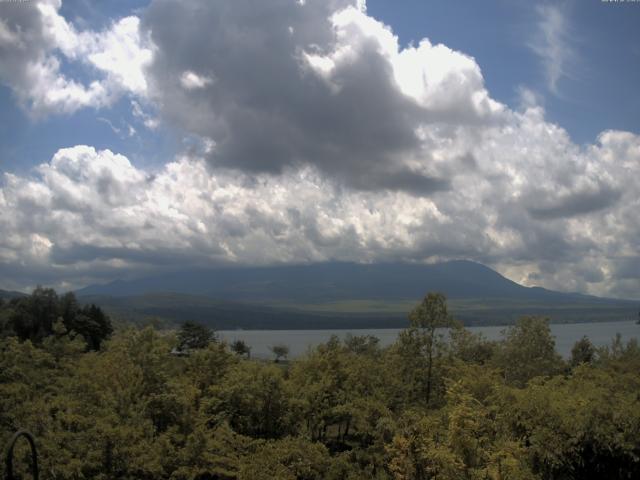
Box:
[80,292,637,330]
[79,293,406,330]
[76,260,615,303]
[0,289,27,300]
[75,261,638,329]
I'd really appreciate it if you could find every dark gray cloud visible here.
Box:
[355,169,450,196]
[0,0,49,108]
[142,0,461,194]
[613,257,640,280]
[48,243,224,267]
[526,184,622,220]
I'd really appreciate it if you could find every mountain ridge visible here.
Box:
[0,289,28,300]
[76,260,628,303]
[73,260,639,329]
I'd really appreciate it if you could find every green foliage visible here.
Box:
[1,292,639,480]
[408,292,452,330]
[596,333,640,373]
[238,437,331,480]
[0,287,112,350]
[204,362,294,438]
[344,333,381,355]
[177,321,215,351]
[184,341,237,391]
[449,324,496,365]
[500,366,640,479]
[393,292,456,407]
[570,336,596,367]
[492,316,564,387]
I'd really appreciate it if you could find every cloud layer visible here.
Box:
[0,0,151,116]
[2,127,638,298]
[143,0,503,193]
[0,0,638,298]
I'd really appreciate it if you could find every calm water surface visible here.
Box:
[218,320,639,359]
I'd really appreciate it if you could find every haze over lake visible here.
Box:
[219,320,639,360]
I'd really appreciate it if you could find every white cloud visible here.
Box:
[131,100,160,129]
[1,125,639,298]
[529,4,575,94]
[0,0,152,116]
[81,16,152,96]
[1,0,639,299]
[0,18,19,45]
[22,56,112,114]
[180,71,213,90]
[320,7,503,118]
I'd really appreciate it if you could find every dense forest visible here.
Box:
[1,290,640,479]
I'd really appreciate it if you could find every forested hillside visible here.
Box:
[2,292,640,479]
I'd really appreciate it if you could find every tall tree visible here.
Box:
[407,292,454,405]
[9,286,59,343]
[570,336,596,367]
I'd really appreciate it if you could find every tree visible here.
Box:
[596,334,640,373]
[501,366,640,479]
[1,289,111,350]
[449,324,496,365]
[9,286,59,343]
[177,321,214,351]
[407,292,454,405]
[59,291,79,325]
[204,362,293,438]
[344,334,380,356]
[230,339,251,358]
[3,315,640,479]
[71,303,113,350]
[492,316,563,387]
[238,437,331,480]
[270,344,289,363]
[570,336,596,367]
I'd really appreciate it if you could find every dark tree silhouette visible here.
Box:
[0,289,112,350]
[270,344,289,363]
[230,339,252,358]
[177,321,214,351]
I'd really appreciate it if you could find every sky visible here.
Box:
[0,0,639,298]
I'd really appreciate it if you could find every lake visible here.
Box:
[218,320,639,359]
